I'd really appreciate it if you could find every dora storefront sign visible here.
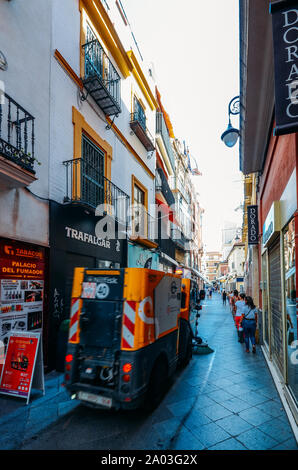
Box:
[0,239,46,354]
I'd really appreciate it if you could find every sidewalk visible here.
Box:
[155,292,297,450]
[0,371,78,450]
[0,292,297,450]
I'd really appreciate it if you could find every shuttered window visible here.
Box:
[269,239,284,377]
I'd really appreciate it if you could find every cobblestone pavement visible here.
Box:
[1,292,297,450]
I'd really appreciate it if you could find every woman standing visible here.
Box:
[241,296,258,353]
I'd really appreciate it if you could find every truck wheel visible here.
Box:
[144,359,168,411]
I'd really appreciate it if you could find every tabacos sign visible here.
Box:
[270,1,298,135]
[262,201,281,247]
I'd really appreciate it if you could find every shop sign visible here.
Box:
[65,226,118,251]
[0,240,45,350]
[247,205,259,245]
[50,201,125,265]
[0,331,44,404]
[270,1,298,135]
[128,243,159,269]
[262,201,281,247]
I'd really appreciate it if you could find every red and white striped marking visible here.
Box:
[69,298,80,343]
[122,300,136,349]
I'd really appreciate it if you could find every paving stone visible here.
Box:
[166,398,196,417]
[271,437,298,450]
[152,417,181,448]
[206,389,235,403]
[237,391,269,406]
[193,395,217,410]
[256,400,286,418]
[216,414,253,436]
[200,403,233,421]
[238,407,272,426]
[237,428,279,450]
[221,397,252,413]
[257,417,295,443]
[183,408,212,429]
[208,438,247,450]
[190,421,231,448]
[171,426,205,450]
[207,377,235,388]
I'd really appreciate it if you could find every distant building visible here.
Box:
[226,242,245,293]
[204,251,222,284]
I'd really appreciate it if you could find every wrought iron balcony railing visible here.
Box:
[0,93,35,173]
[130,111,155,152]
[82,39,121,116]
[155,168,175,206]
[130,205,157,243]
[170,176,191,204]
[156,112,175,170]
[171,226,190,251]
[63,158,129,223]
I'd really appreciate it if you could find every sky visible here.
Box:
[123,0,243,251]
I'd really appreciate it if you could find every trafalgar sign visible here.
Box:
[270,1,298,135]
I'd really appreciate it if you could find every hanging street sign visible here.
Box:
[247,205,259,245]
[270,0,298,135]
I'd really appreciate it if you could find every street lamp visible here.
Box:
[221,96,240,148]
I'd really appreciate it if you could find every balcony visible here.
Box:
[129,205,158,248]
[156,112,175,172]
[63,158,129,223]
[130,111,155,152]
[155,168,175,207]
[0,93,37,188]
[82,39,121,116]
[170,176,191,204]
[171,226,190,251]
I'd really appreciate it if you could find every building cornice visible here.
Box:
[127,50,158,111]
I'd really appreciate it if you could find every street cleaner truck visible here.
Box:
[64,267,194,410]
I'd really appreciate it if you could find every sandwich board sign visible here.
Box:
[0,331,44,404]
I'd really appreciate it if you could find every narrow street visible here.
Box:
[20,292,297,451]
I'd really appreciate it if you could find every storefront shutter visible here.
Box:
[269,239,284,377]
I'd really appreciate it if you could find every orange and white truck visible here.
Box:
[64,267,194,410]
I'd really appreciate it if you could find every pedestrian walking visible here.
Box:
[234,293,246,342]
[222,290,227,306]
[241,296,258,353]
[209,289,212,299]
[228,291,233,312]
[231,289,240,318]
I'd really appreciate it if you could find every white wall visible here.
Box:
[0,0,51,246]
[49,0,156,216]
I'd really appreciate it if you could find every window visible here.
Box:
[132,180,147,238]
[134,183,145,206]
[134,96,146,131]
[81,134,105,207]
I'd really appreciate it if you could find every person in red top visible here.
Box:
[234,293,246,342]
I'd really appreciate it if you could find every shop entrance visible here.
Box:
[65,253,96,318]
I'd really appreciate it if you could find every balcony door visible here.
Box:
[133,182,146,238]
[134,97,146,131]
[81,134,105,209]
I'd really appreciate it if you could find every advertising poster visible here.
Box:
[0,240,45,353]
[0,332,40,402]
